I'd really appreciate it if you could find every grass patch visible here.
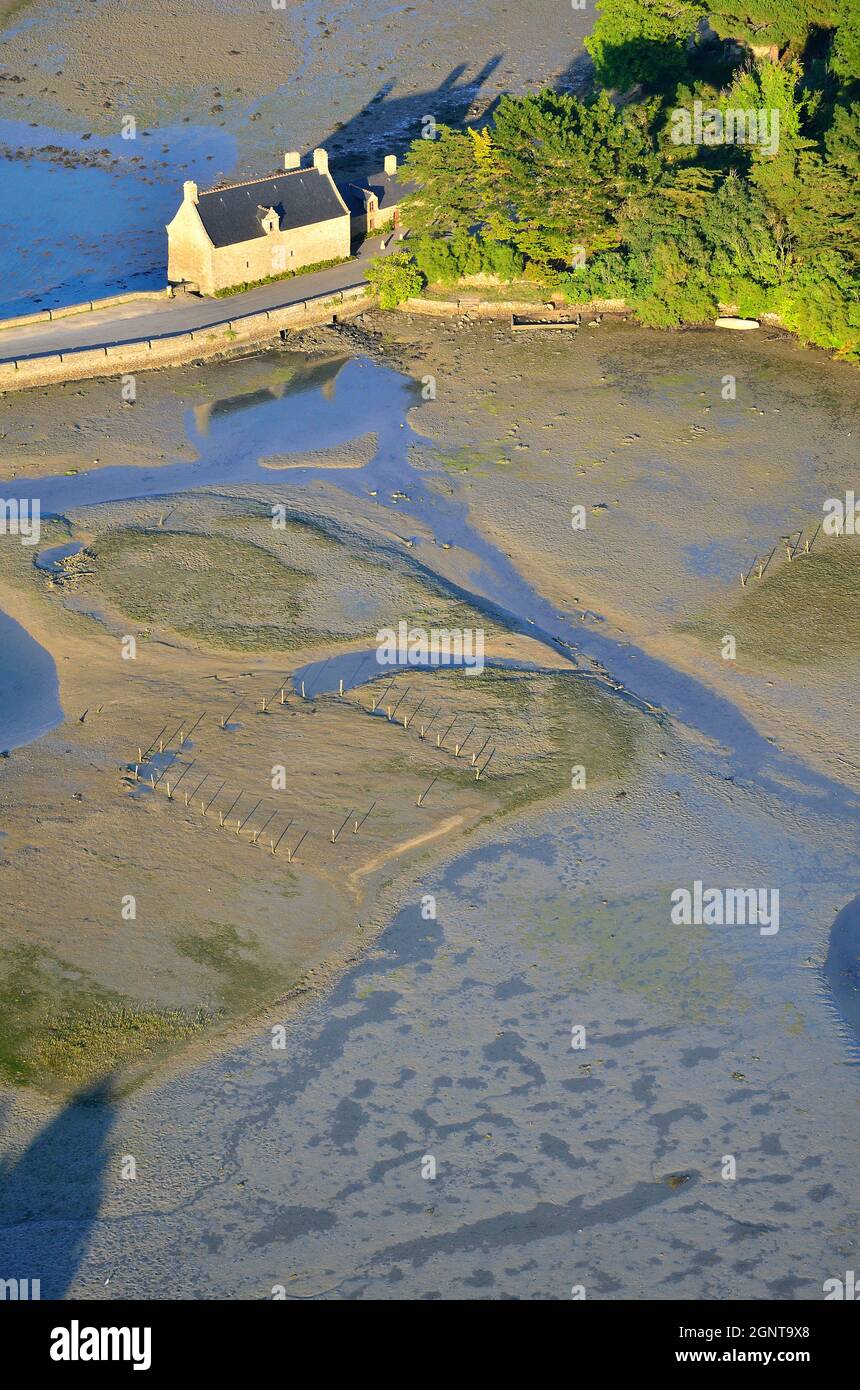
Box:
[212,256,352,297]
[174,923,284,1012]
[0,945,210,1090]
[90,528,314,650]
[678,541,860,668]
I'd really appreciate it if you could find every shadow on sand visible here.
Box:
[0,1078,116,1300]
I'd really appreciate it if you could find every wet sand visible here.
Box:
[0,310,858,1300]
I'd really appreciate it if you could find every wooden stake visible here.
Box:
[417,777,437,807]
[471,734,491,767]
[251,808,279,845]
[353,801,376,834]
[476,748,495,780]
[272,819,294,855]
[371,678,397,714]
[142,726,167,762]
[220,789,244,827]
[438,717,458,749]
[331,809,354,844]
[455,726,476,757]
[420,709,441,741]
[288,829,308,863]
[389,686,411,721]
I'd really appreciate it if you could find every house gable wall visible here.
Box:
[166,200,213,290]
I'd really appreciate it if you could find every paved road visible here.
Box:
[0,238,391,364]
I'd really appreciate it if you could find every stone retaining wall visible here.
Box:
[0,288,173,333]
[0,287,374,393]
[399,296,628,319]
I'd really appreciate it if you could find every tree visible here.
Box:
[708,1,840,53]
[400,126,487,235]
[366,252,425,309]
[483,89,663,266]
[586,0,707,90]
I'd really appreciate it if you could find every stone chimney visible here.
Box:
[384,154,397,176]
[183,180,198,204]
[312,147,329,175]
[283,151,301,170]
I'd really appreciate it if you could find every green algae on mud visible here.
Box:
[90,529,313,651]
[0,943,211,1091]
[52,497,525,655]
[517,890,746,1027]
[415,666,644,820]
[678,541,860,669]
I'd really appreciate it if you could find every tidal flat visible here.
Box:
[0,317,858,1299]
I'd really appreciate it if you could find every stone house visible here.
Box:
[166,148,351,295]
[340,154,412,237]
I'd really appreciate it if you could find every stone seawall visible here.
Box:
[399,296,629,319]
[0,288,174,333]
[0,287,374,393]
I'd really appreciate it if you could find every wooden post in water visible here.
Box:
[220,698,245,730]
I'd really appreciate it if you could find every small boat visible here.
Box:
[714,316,760,331]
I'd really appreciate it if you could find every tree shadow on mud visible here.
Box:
[0,1077,116,1300]
[319,51,595,180]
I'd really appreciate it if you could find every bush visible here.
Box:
[366,252,425,309]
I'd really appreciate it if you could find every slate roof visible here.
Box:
[340,169,414,214]
[196,168,347,248]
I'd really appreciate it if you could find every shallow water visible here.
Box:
[0,607,62,751]
[13,353,860,826]
[2,756,857,1300]
[33,541,82,572]
[0,118,236,316]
